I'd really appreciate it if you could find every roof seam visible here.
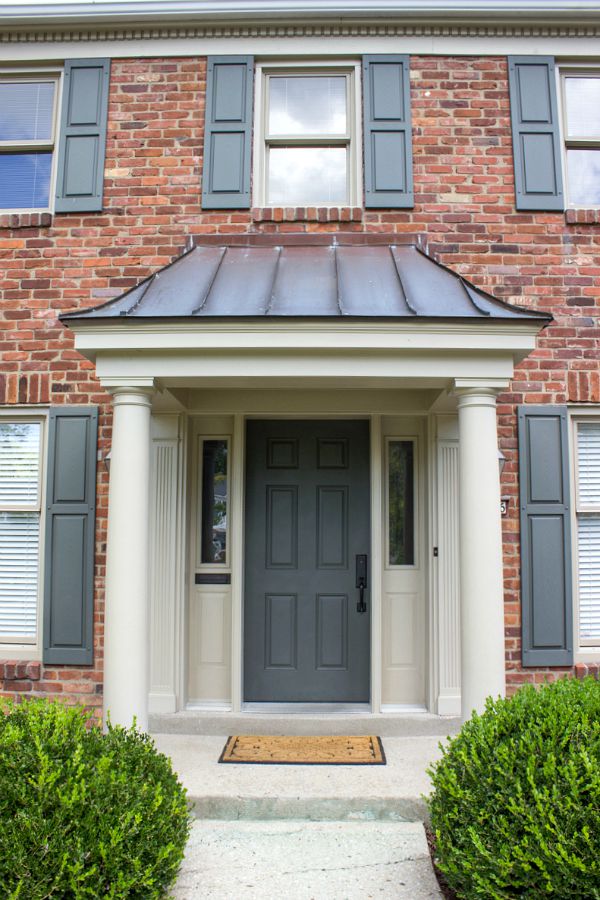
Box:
[389,246,417,315]
[265,246,283,315]
[191,246,227,315]
[459,275,490,316]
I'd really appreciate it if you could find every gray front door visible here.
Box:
[244,420,371,702]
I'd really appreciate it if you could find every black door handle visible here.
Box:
[356,554,368,613]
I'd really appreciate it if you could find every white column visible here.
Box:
[103,387,153,731]
[456,386,505,720]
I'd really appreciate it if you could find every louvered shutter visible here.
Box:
[576,422,600,643]
[43,408,97,665]
[0,423,42,640]
[55,59,110,213]
[363,55,413,209]
[508,57,564,212]
[202,56,254,209]
[518,406,573,666]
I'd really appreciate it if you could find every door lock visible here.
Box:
[356,554,368,614]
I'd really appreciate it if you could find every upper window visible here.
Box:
[574,420,600,647]
[0,420,43,643]
[253,62,361,207]
[0,75,60,212]
[561,71,600,207]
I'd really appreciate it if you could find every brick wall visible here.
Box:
[1,55,598,706]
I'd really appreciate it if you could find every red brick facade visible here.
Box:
[1,55,598,707]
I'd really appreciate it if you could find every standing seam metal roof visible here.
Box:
[61,239,551,322]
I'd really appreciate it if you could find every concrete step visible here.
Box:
[150,710,461,738]
[152,733,453,824]
[173,820,443,899]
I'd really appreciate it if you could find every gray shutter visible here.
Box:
[202,56,254,209]
[518,406,573,666]
[55,59,110,213]
[363,55,413,209]
[43,407,98,665]
[508,57,564,212]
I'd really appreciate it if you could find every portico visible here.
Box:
[62,234,548,730]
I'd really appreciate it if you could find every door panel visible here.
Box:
[244,419,370,702]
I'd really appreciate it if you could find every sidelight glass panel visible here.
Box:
[200,439,228,565]
[388,440,415,566]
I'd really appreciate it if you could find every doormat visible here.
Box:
[219,734,386,765]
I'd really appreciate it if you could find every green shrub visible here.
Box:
[428,677,600,899]
[0,698,191,899]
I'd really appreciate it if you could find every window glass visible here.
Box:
[388,440,414,566]
[564,77,600,138]
[0,422,42,641]
[268,76,347,136]
[268,146,347,205]
[566,149,600,207]
[0,153,52,209]
[0,81,55,141]
[0,78,57,211]
[200,440,228,565]
[576,422,600,645]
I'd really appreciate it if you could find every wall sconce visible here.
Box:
[498,448,506,476]
[104,450,111,473]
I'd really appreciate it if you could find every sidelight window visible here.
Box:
[199,438,229,566]
[387,439,415,567]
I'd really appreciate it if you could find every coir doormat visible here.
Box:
[219,734,386,765]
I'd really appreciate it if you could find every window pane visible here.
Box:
[0,422,41,506]
[269,76,347,136]
[268,146,347,205]
[0,511,39,639]
[388,441,414,566]
[200,440,228,564]
[566,149,600,207]
[578,422,600,505]
[0,153,52,209]
[564,77,600,138]
[0,81,55,141]
[578,515,600,643]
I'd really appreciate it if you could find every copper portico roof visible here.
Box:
[61,235,551,324]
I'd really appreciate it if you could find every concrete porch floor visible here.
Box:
[153,718,459,898]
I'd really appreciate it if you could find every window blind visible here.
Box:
[578,516,600,642]
[0,423,40,506]
[0,512,39,638]
[578,422,600,505]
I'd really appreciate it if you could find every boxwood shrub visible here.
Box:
[0,698,191,899]
[428,677,600,900]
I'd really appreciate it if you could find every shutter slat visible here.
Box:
[363,55,413,209]
[202,56,254,210]
[508,57,564,211]
[55,59,110,213]
[518,406,573,666]
[43,408,97,665]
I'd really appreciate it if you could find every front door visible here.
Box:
[244,420,371,702]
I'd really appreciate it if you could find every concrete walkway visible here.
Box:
[154,730,454,898]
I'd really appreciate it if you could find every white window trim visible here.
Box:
[252,59,362,208]
[558,63,600,210]
[570,408,600,660]
[0,67,63,215]
[0,408,48,657]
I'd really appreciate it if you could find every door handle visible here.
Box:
[356,554,368,614]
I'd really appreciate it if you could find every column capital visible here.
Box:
[453,377,510,399]
[109,386,155,410]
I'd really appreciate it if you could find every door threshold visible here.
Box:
[242,702,372,715]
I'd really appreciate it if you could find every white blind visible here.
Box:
[578,422,600,506]
[0,422,41,506]
[0,511,39,638]
[578,515,600,643]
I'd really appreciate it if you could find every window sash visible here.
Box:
[0,418,43,644]
[254,61,360,208]
[560,69,600,207]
